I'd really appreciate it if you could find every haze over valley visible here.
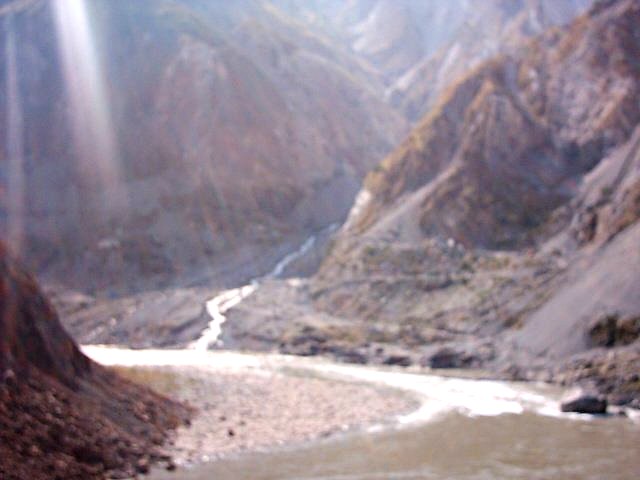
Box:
[1,1,639,479]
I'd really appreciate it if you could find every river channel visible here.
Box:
[81,230,640,479]
[84,347,640,480]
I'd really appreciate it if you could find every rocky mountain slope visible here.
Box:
[0,0,404,293]
[312,0,640,402]
[0,241,191,479]
[221,0,640,407]
[272,0,594,121]
[3,0,636,409]
[348,0,639,249]
[0,0,593,295]
[383,0,595,121]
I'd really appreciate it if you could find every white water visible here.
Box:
[82,346,565,424]
[189,283,258,352]
[190,231,325,352]
[269,235,317,278]
[304,362,561,423]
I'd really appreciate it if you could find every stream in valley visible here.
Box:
[189,228,329,353]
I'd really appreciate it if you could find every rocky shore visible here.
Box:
[113,362,417,465]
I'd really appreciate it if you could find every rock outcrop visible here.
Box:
[560,391,608,414]
[0,242,190,479]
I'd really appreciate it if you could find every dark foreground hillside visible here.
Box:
[0,242,191,480]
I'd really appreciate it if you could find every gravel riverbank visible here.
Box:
[108,356,418,466]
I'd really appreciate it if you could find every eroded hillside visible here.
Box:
[351,0,639,248]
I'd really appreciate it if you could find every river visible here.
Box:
[156,411,639,480]
[84,229,640,479]
[84,347,640,480]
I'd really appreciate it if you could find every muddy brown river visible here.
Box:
[152,413,639,480]
[84,347,640,480]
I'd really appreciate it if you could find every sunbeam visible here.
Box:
[5,15,25,255]
[52,0,121,202]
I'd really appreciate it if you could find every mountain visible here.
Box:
[0,0,405,293]
[344,0,639,249]
[382,0,595,121]
[271,0,594,121]
[0,241,190,479]
[0,0,593,294]
[222,0,639,407]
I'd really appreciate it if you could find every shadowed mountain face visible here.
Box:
[0,0,405,292]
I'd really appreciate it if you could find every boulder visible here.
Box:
[588,314,640,348]
[560,393,608,414]
[422,347,470,369]
[382,355,413,367]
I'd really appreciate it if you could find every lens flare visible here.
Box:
[5,16,25,255]
[52,0,121,200]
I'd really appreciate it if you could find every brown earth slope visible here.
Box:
[0,242,191,479]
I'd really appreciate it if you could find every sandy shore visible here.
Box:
[115,362,418,465]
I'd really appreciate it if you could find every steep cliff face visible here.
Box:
[0,242,190,478]
[0,0,405,292]
[348,0,639,249]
